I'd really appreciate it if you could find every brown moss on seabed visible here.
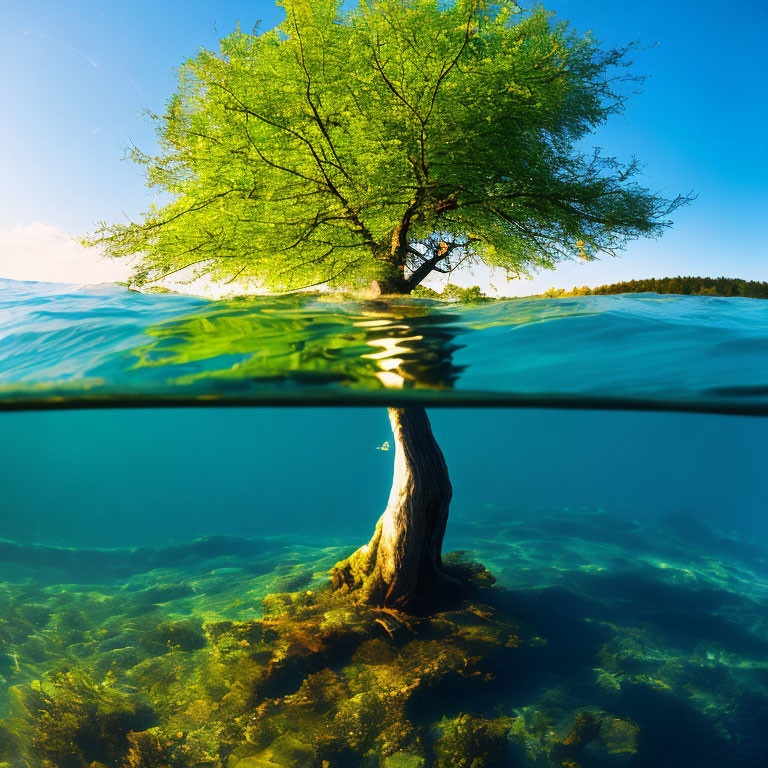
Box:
[0,556,542,768]
[210,556,531,767]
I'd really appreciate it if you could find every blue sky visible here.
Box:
[0,0,766,294]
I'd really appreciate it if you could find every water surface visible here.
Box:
[1,279,766,768]
[2,279,768,413]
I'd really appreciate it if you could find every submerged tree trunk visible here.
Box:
[330,407,453,611]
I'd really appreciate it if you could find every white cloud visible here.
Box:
[0,222,266,298]
[0,223,132,285]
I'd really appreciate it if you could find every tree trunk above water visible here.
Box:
[330,406,454,611]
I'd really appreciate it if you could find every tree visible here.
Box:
[92,0,687,295]
[90,0,689,611]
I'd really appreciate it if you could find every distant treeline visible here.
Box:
[544,276,768,299]
[412,284,491,303]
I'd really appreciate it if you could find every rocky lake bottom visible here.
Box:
[1,507,766,768]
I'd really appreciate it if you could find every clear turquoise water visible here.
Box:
[2,278,768,412]
[1,279,767,767]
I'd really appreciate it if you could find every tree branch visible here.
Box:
[425,4,476,122]
[290,6,356,187]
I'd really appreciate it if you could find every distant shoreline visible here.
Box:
[3,275,768,302]
[540,276,768,300]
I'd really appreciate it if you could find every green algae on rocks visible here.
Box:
[0,554,538,768]
[1,508,767,767]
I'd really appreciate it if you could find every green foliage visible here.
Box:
[129,295,465,393]
[544,276,768,299]
[543,285,588,297]
[412,283,490,302]
[90,0,687,294]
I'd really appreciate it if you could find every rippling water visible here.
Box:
[2,278,768,412]
[1,278,767,768]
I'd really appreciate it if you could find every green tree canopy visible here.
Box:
[92,0,689,294]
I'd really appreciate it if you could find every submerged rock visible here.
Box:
[433,714,511,767]
[1,511,767,767]
[3,547,530,768]
[6,669,154,768]
[204,566,532,767]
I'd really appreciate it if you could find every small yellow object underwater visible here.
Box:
[375,441,390,451]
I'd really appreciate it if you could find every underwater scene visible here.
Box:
[4,0,766,764]
[1,282,768,768]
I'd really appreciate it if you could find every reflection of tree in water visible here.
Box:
[353,300,464,392]
[131,296,464,397]
[133,295,468,609]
